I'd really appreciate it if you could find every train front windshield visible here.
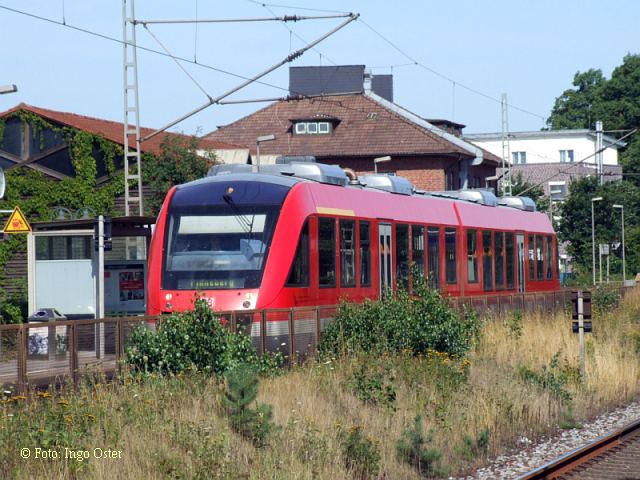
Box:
[163,207,279,290]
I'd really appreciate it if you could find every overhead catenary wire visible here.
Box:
[134,13,351,25]
[358,18,548,124]
[245,0,350,15]
[141,13,360,143]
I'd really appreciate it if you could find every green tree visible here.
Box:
[557,176,640,276]
[142,133,216,215]
[547,54,640,187]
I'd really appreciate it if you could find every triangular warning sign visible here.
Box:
[3,206,31,233]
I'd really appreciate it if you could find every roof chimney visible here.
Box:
[363,69,373,93]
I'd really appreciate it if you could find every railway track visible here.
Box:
[518,418,640,479]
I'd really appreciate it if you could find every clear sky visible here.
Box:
[1,0,638,138]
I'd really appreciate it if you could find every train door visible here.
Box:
[516,233,525,293]
[379,223,393,295]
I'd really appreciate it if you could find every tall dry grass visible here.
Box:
[2,288,639,479]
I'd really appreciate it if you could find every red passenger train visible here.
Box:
[146,161,560,316]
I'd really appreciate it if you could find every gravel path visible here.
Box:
[453,401,640,479]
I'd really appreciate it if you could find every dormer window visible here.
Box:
[294,121,332,135]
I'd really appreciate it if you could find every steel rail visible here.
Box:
[517,418,640,480]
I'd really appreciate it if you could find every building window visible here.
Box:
[427,227,440,289]
[466,230,478,283]
[548,181,567,200]
[559,149,574,163]
[318,218,336,287]
[340,219,356,288]
[286,221,309,286]
[35,236,91,260]
[411,225,425,282]
[396,224,409,289]
[359,221,371,287]
[482,231,493,291]
[445,228,457,284]
[512,151,527,164]
[293,121,332,135]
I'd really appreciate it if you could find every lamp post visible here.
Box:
[591,196,603,286]
[613,204,625,284]
[373,155,391,174]
[0,85,17,95]
[256,134,276,167]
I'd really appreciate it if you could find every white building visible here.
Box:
[464,129,624,198]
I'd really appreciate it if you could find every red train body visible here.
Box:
[146,164,560,316]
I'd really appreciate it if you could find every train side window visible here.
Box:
[412,225,425,283]
[495,232,504,290]
[482,230,493,291]
[506,232,515,289]
[318,217,336,287]
[340,219,356,287]
[466,229,478,283]
[427,227,440,289]
[360,221,371,287]
[528,234,535,281]
[445,228,457,284]
[396,224,409,289]
[546,235,554,279]
[286,221,309,286]
[536,235,544,280]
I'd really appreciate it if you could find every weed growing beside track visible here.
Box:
[1,288,638,479]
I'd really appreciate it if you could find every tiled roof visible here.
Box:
[205,94,500,163]
[0,103,242,155]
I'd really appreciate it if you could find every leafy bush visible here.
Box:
[592,287,621,317]
[126,298,282,376]
[338,425,380,480]
[348,362,396,411]
[223,365,277,448]
[506,310,523,340]
[459,429,490,460]
[396,415,448,477]
[517,352,573,403]
[320,279,480,357]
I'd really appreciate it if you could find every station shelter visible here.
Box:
[26,216,155,358]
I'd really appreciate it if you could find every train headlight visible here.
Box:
[242,300,251,309]
[165,293,173,301]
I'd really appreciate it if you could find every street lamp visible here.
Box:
[0,84,17,95]
[373,155,391,174]
[256,134,276,167]
[613,204,625,285]
[591,196,603,286]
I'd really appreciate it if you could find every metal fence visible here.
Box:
[0,286,632,392]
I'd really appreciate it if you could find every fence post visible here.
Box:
[230,311,237,333]
[70,323,78,389]
[315,307,321,352]
[260,311,267,355]
[17,325,27,395]
[288,309,296,365]
[115,319,122,376]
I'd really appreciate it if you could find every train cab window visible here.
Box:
[340,220,356,288]
[396,224,409,289]
[528,234,535,281]
[495,232,505,290]
[536,235,544,280]
[318,218,336,287]
[546,236,554,280]
[445,228,457,284]
[360,221,371,287]
[286,221,309,286]
[506,232,515,289]
[412,225,425,282]
[427,227,440,289]
[482,231,493,291]
[466,230,478,283]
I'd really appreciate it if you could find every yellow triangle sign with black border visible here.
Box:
[3,206,31,233]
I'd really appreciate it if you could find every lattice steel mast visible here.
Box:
[122,0,143,216]
[501,93,512,196]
